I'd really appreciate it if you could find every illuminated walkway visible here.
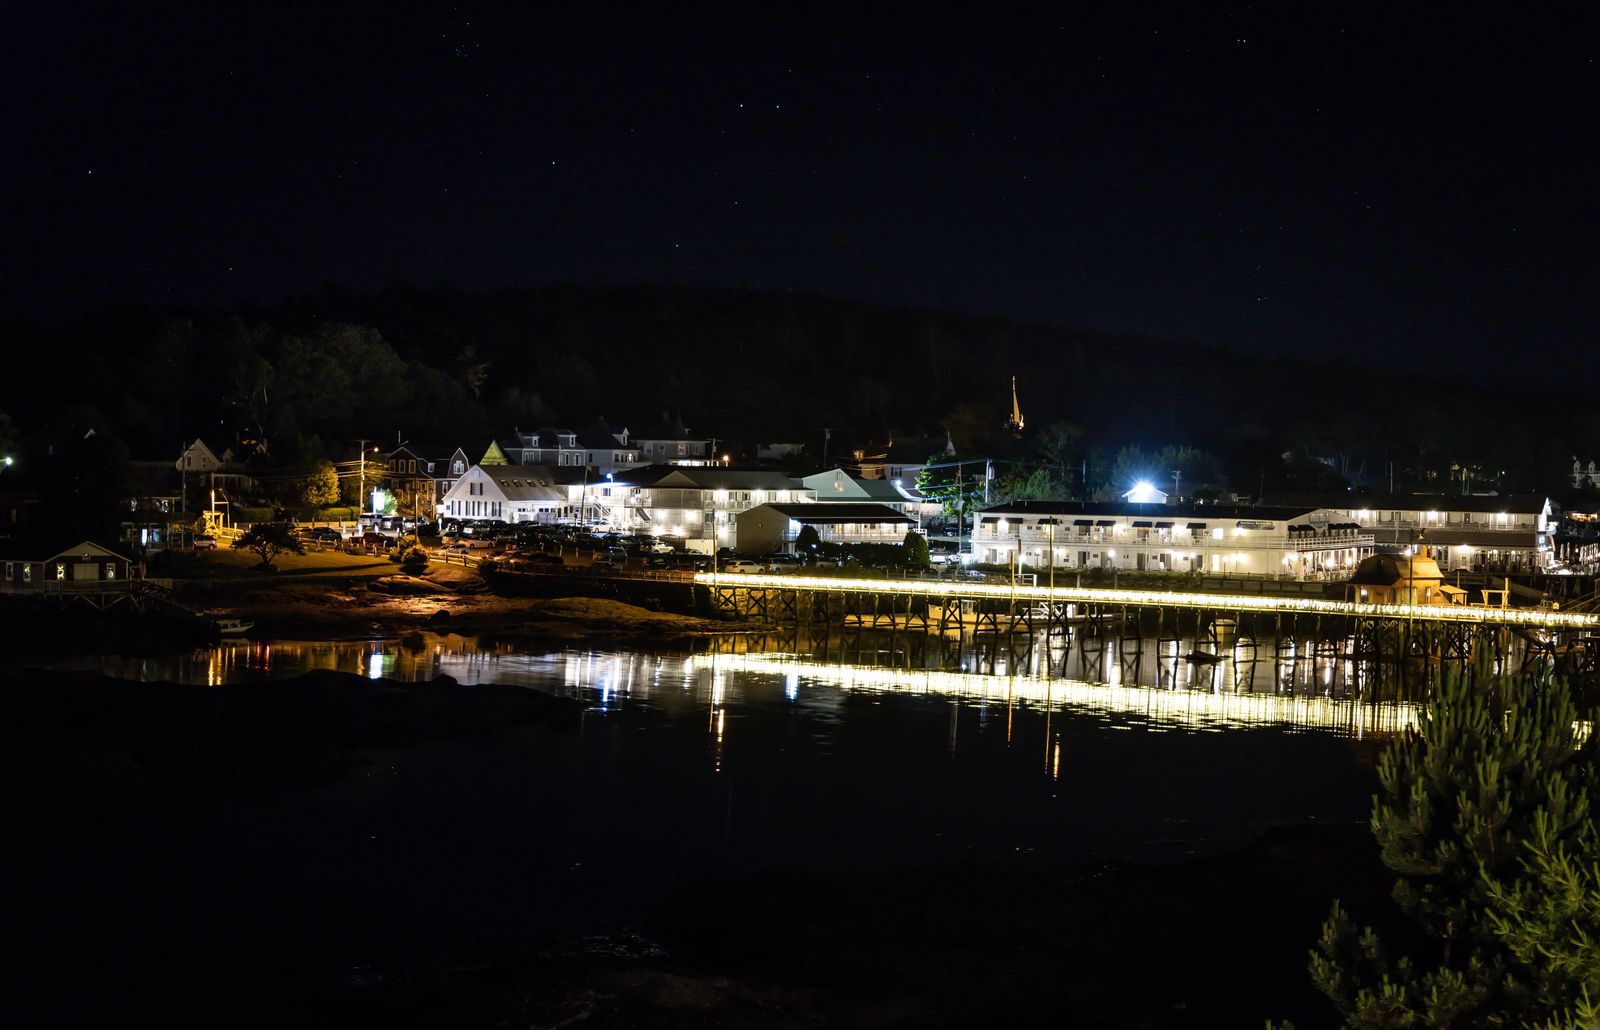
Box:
[694,572,1600,631]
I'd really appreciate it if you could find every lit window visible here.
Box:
[106,564,116,580]
[55,563,65,580]
[23,564,32,583]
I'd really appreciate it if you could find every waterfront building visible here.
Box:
[1573,458,1600,490]
[1263,492,1553,573]
[0,539,132,593]
[971,500,1373,579]
[798,469,928,526]
[438,464,570,523]
[736,502,916,554]
[587,465,813,552]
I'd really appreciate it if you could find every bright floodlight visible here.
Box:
[1127,480,1161,503]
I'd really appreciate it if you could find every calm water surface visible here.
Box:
[31,632,1405,951]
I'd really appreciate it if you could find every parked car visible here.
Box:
[720,559,764,574]
[192,535,218,551]
[310,527,343,542]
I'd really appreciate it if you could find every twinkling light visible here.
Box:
[695,573,1600,630]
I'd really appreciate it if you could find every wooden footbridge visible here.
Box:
[695,572,1600,686]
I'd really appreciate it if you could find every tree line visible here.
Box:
[2,283,1595,516]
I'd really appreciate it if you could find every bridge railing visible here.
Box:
[691,571,1600,631]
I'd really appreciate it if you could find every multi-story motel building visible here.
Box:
[971,501,1374,580]
[438,462,930,554]
[1263,493,1554,573]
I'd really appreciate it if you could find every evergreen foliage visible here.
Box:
[303,460,340,507]
[231,523,305,569]
[902,530,931,567]
[1308,664,1600,1027]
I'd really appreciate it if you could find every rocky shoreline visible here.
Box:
[3,569,751,657]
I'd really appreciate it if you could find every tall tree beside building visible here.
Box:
[303,460,340,507]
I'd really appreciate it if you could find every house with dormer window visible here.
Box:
[633,413,714,466]
[503,420,642,474]
[384,444,471,515]
[439,464,571,523]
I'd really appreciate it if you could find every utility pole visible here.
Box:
[956,465,964,557]
[357,439,370,528]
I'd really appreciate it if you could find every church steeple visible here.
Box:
[1006,375,1025,438]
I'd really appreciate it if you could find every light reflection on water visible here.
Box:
[43,630,1420,743]
[28,631,1395,935]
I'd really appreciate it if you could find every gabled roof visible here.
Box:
[746,503,915,525]
[513,427,579,448]
[0,538,132,563]
[175,439,221,470]
[637,413,700,441]
[1348,553,1444,586]
[474,464,566,501]
[611,465,801,490]
[854,479,915,503]
[799,469,918,504]
[577,419,629,449]
[885,436,955,464]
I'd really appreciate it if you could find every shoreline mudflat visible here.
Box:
[2,570,752,657]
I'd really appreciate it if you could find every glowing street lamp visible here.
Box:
[1127,480,1163,503]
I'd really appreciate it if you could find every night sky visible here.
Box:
[3,5,1595,380]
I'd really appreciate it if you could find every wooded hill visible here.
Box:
[2,284,1593,497]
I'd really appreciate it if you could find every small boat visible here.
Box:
[213,617,254,635]
[1183,651,1222,665]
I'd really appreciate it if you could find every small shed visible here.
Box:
[1,539,134,592]
[1344,552,1465,605]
